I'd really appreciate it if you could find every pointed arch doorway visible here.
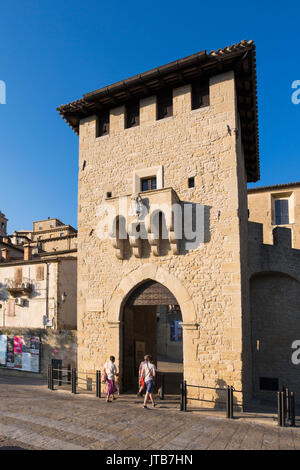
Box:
[122,280,183,393]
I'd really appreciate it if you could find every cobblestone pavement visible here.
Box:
[0,375,299,450]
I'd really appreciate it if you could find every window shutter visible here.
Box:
[96,111,110,137]
[157,90,173,120]
[275,199,289,225]
[36,265,44,281]
[7,301,15,317]
[191,81,210,110]
[126,101,140,128]
[14,268,23,285]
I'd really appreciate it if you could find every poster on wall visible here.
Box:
[0,335,7,365]
[21,353,31,371]
[0,335,40,373]
[30,354,40,372]
[6,336,14,368]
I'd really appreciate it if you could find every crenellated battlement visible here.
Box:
[248,221,300,283]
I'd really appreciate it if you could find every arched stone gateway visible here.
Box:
[107,263,197,325]
[106,264,198,393]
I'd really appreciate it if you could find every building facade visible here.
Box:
[247,183,300,401]
[59,40,261,406]
[248,182,300,249]
[0,217,77,330]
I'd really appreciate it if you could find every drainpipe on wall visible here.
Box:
[0,302,5,327]
[45,262,49,328]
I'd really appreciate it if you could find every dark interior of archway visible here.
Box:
[122,281,183,394]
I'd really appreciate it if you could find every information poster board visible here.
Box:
[0,335,41,373]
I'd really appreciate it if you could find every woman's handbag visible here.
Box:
[101,370,108,384]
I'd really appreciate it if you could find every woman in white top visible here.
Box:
[141,355,156,408]
[103,356,118,403]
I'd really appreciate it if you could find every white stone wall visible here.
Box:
[0,262,58,328]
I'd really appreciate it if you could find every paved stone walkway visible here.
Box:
[0,375,299,450]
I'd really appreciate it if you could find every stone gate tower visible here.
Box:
[58,40,259,406]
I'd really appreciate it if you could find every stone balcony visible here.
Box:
[5,279,33,298]
[105,187,181,259]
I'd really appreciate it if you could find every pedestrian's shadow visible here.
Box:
[214,379,239,415]
[214,379,228,410]
[0,446,28,450]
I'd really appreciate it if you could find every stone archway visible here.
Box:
[106,263,197,393]
[107,263,196,325]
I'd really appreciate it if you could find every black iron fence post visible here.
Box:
[278,391,283,426]
[180,380,184,411]
[279,391,286,427]
[230,386,234,419]
[287,388,291,421]
[67,364,71,385]
[47,365,50,389]
[159,374,165,400]
[290,392,296,427]
[58,363,62,387]
[226,386,231,419]
[184,380,187,412]
[71,368,77,394]
[96,370,101,398]
[283,387,290,421]
[50,365,54,390]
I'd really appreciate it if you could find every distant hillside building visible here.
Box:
[0,212,7,237]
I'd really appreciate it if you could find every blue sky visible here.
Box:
[0,0,299,232]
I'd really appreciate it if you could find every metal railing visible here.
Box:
[47,365,102,398]
[180,380,236,418]
[278,387,296,427]
[181,380,297,426]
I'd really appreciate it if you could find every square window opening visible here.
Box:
[125,101,140,128]
[157,90,173,120]
[259,377,279,391]
[191,80,210,110]
[96,111,110,137]
[188,177,195,188]
[275,199,289,225]
[141,177,157,192]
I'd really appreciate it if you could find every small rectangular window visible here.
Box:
[141,177,157,192]
[170,321,182,342]
[36,265,44,281]
[188,177,195,188]
[275,199,289,225]
[157,90,173,120]
[191,81,209,110]
[125,101,139,128]
[7,301,15,317]
[96,111,109,137]
[259,377,279,391]
[14,268,23,285]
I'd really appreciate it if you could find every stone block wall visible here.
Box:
[77,71,250,405]
[248,223,300,404]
